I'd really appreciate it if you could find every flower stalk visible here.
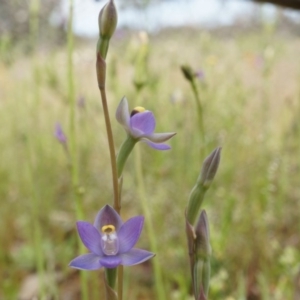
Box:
[96,2,119,214]
[96,1,122,296]
[181,65,205,158]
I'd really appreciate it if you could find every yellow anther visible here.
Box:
[131,106,146,117]
[101,225,115,233]
[134,106,145,112]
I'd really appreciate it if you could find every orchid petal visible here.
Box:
[143,140,171,150]
[120,248,155,266]
[94,205,123,232]
[130,111,155,136]
[130,126,144,139]
[69,253,102,270]
[99,255,122,269]
[76,222,103,255]
[145,132,176,143]
[118,216,144,253]
[116,97,130,132]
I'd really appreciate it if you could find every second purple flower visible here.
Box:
[116,97,176,150]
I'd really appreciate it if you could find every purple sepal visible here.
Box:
[144,140,171,150]
[121,248,155,266]
[118,216,144,253]
[94,205,123,231]
[76,222,103,256]
[69,253,101,270]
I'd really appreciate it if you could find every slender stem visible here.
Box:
[117,266,124,300]
[117,177,124,300]
[27,4,45,292]
[67,1,88,299]
[191,79,205,158]
[99,87,119,213]
[99,89,122,297]
[25,139,46,299]
[135,145,167,300]
[29,0,39,52]
[98,57,120,299]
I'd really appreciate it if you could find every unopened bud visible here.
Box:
[186,147,221,225]
[97,0,118,60]
[199,147,221,188]
[194,260,210,299]
[181,65,195,82]
[98,0,117,40]
[194,211,211,298]
[197,285,207,300]
[195,210,211,260]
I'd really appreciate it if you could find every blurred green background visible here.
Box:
[0,0,300,299]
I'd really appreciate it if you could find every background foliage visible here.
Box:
[0,2,300,299]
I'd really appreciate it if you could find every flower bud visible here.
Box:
[98,0,117,40]
[195,260,210,299]
[199,147,221,188]
[97,0,118,60]
[186,147,221,225]
[195,210,211,260]
[181,65,195,82]
[197,285,207,300]
[193,211,211,299]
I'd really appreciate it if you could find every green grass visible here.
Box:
[0,25,300,300]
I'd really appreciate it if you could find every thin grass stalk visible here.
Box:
[25,139,47,299]
[29,0,39,52]
[27,3,46,293]
[67,1,88,299]
[134,145,167,300]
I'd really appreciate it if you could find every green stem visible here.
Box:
[67,1,88,299]
[117,265,124,300]
[105,268,117,288]
[98,53,120,300]
[191,79,205,158]
[134,145,167,300]
[25,139,46,299]
[99,87,119,213]
[116,135,137,176]
[29,0,39,51]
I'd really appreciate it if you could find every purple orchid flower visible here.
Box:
[116,97,176,150]
[54,123,67,144]
[69,205,155,270]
